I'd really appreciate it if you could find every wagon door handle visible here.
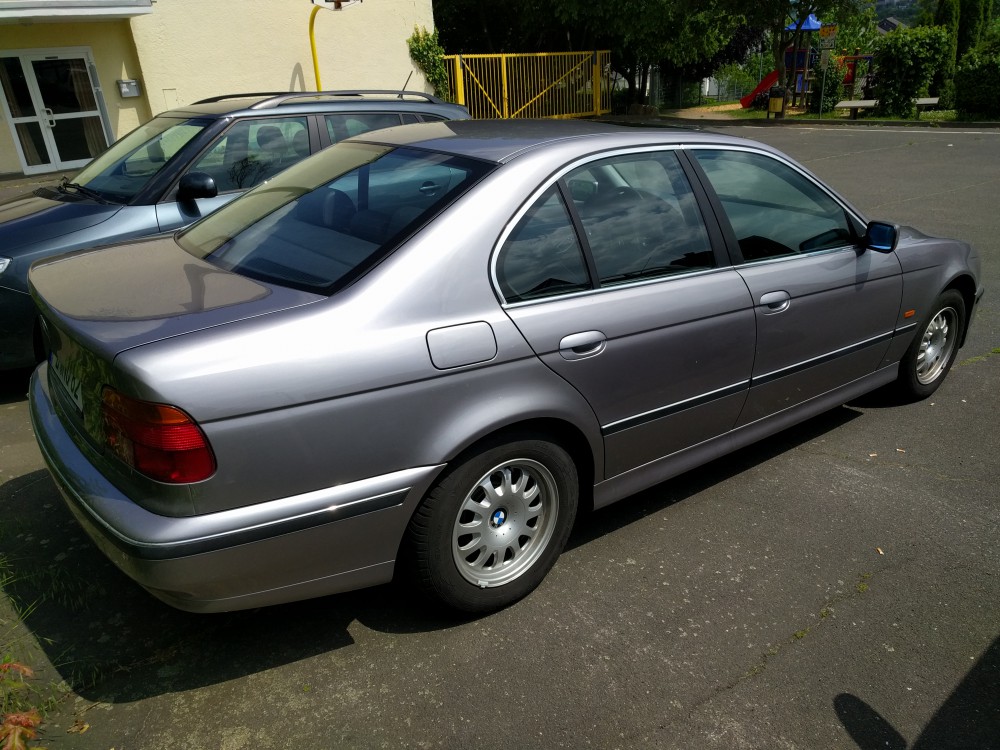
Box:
[759,290,791,314]
[558,331,606,360]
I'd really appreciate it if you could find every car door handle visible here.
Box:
[558,331,606,360]
[419,181,440,195]
[759,290,791,314]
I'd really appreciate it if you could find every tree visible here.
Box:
[935,0,961,106]
[433,0,748,107]
[726,0,870,111]
[958,0,989,55]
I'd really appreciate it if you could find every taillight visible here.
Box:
[101,387,216,483]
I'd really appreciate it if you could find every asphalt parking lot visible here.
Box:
[1,123,997,749]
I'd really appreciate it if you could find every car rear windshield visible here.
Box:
[72,116,209,203]
[176,142,493,294]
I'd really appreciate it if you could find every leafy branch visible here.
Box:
[407,26,450,100]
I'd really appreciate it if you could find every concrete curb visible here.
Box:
[600,114,1000,130]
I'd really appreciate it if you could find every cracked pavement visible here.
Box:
[0,125,997,748]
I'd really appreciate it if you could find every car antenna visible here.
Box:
[399,72,412,98]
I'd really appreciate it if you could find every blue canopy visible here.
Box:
[786,14,821,31]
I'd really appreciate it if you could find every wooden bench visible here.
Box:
[834,97,940,119]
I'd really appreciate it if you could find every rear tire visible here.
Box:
[896,290,965,400]
[407,436,578,613]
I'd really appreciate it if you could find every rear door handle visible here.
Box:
[558,331,606,360]
[759,290,791,314]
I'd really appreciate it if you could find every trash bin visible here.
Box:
[768,85,786,119]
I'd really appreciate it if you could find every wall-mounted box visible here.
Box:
[117,79,141,98]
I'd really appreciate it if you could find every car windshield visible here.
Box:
[176,142,494,294]
[71,116,209,203]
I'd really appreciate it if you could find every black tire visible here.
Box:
[896,289,965,400]
[407,436,579,613]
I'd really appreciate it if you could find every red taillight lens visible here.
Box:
[101,388,216,483]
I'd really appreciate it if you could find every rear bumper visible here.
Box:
[29,365,442,612]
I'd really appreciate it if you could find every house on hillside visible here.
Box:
[0,0,434,177]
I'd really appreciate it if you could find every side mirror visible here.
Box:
[864,221,899,253]
[177,172,218,202]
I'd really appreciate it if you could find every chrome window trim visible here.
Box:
[500,265,736,310]
[490,144,715,307]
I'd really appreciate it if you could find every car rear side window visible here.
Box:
[570,152,715,285]
[187,116,309,193]
[177,143,493,295]
[326,113,403,143]
[691,149,854,261]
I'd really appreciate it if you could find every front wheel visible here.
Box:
[407,437,579,613]
[896,290,965,400]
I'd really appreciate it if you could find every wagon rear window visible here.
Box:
[177,143,493,294]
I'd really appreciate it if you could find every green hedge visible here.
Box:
[873,26,949,118]
[955,51,1000,117]
[809,61,845,114]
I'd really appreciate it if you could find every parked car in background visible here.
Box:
[0,90,469,370]
[28,120,982,615]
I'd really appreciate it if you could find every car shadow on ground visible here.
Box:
[566,403,862,550]
[0,367,33,405]
[834,634,1000,749]
[2,402,866,705]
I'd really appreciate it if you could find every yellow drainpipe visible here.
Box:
[309,5,323,91]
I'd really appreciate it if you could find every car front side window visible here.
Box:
[691,149,854,262]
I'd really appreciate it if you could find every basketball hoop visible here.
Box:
[312,0,362,9]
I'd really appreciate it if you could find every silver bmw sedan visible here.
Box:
[27,119,983,614]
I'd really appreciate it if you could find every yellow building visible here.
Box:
[0,0,434,177]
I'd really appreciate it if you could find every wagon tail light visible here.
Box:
[101,387,216,483]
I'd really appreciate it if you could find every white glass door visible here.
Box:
[0,50,109,175]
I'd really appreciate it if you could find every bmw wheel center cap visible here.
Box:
[490,508,508,529]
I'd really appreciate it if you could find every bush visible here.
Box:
[809,61,845,114]
[955,50,1000,118]
[407,27,450,100]
[873,26,949,117]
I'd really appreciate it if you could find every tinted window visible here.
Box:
[497,186,591,303]
[570,152,714,285]
[326,113,403,143]
[188,116,309,193]
[692,149,854,261]
[73,116,208,202]
[178,143,493,294]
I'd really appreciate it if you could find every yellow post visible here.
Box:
[309,5,323,91]
[453,56,465,106]
[501,54,509,118]
[592,52,600,117]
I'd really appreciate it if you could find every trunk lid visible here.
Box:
[30,235,323,449]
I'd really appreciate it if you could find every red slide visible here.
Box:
[740,70,779,108]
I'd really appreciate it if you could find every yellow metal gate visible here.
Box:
[444,51,612,119]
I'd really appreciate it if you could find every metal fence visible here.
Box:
[444,51,612,119]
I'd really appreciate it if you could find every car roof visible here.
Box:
[158,90,467,119]
[350,118,756,164]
